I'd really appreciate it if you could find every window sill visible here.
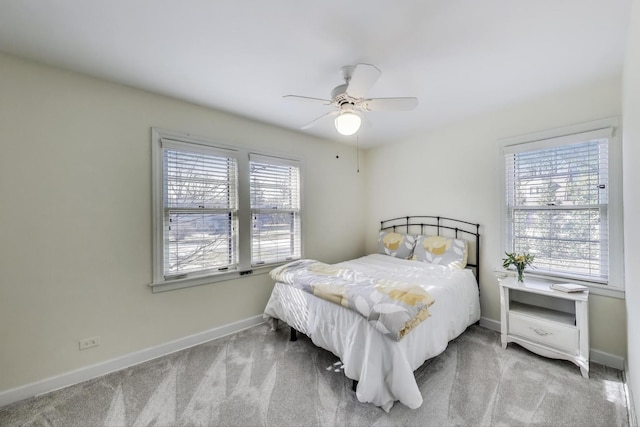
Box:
[492,268,625,300]
[150,263,281,293]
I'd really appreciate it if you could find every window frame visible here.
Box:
[151,128,303,292]
[499,118,624,298]
[162,139,239,278]
[249,153,302,266]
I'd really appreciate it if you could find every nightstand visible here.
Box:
[498,276,589,378]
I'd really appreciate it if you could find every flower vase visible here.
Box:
[516,265,525,283]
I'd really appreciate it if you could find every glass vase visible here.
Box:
[516,265,525,283]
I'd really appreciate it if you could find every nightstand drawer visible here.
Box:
[509,311,579,353]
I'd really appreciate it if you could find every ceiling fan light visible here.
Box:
[334,111,361,136]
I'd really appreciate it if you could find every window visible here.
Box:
[152,129,303,292]
[250,154,301,265]
[162,142,238,278]
[502,120,623,288]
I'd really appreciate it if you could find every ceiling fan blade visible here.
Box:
[300,110,338,129]
[346,63,381,98]
[283,95,332,105]
[360,97,419,111]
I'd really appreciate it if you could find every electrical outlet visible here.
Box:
[79,336,100,350]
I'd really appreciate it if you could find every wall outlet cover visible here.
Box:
[79,336,101,350]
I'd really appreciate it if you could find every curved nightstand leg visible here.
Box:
[580,366,589,379]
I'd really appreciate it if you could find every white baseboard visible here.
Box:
[0,315,265,408]
[479,316,500,332]
[624,362,638,427]
[478,316,625,370]
[590,348,625,370]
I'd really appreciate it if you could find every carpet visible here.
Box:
[0,324,629,426]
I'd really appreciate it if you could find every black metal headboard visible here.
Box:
[380,216,481,286]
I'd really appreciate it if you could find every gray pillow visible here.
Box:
[413,235,468,268]
[377,231,416,259]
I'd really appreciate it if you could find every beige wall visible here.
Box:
[0,53,366,392]
[623,0,640,420]
[363,76,627,359]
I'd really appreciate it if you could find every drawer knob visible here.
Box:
[530,327,551,336]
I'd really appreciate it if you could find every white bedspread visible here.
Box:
[263,254,481,411]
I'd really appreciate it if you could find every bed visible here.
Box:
[263,216,481,412]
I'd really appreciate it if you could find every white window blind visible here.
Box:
[504,129,611,284]
[250,154,301,265]
[163,140,238,278]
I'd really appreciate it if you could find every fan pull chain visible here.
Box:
[356,134,360,173]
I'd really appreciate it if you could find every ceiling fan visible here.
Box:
[284,63,419,136]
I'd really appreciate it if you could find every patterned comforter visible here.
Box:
[270,259,435,341]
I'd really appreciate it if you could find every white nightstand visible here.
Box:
[498,276,590,378]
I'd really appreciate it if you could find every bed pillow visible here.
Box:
[377,231,416,259]
[413,235,468,269]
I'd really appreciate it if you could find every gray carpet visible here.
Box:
[0,324,629,426]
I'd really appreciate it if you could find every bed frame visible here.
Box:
[380,215,481,287]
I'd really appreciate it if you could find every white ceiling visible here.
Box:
[0,0,632,147]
